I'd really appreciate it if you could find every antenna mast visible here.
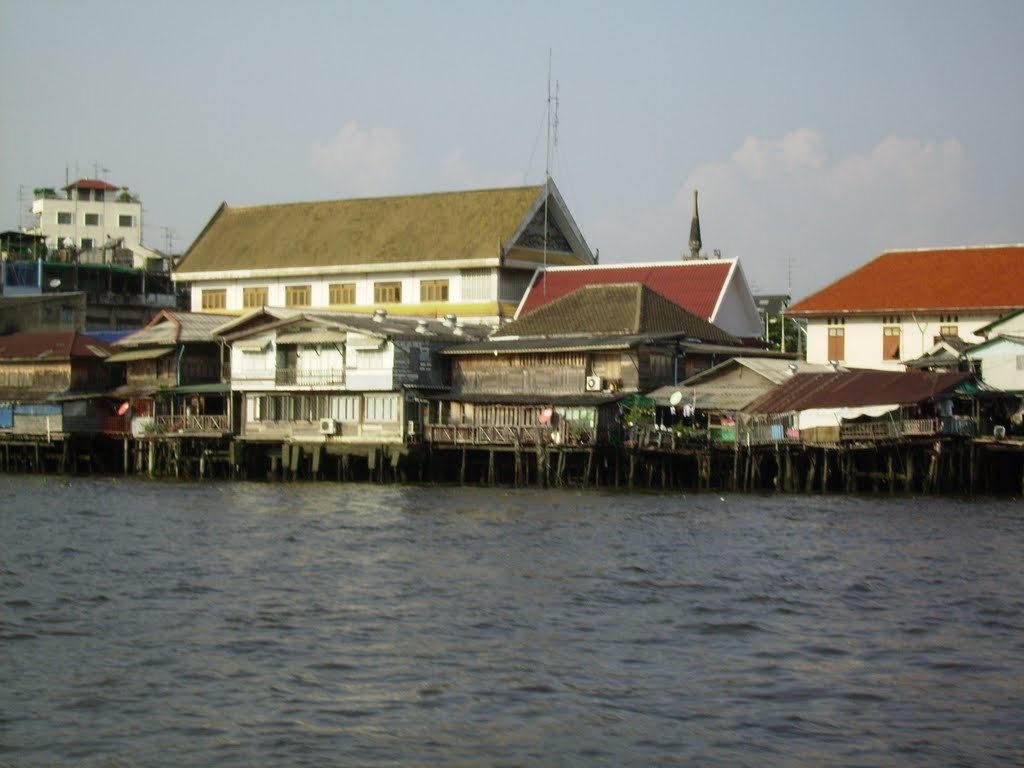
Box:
[543,50,559,304]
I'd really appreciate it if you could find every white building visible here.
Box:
[172,180,595,326]
[787,245,1024,370]
[31,178,143,254]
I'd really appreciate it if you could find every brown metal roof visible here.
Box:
[499,283,739,343]
[0,331,112,361]
[176,185,548,274]
[744,369,972,414]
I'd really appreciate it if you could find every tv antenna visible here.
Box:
[542,50,559,304]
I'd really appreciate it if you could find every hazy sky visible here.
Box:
[2,0,1022,300]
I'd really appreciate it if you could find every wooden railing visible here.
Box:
[102,415,132,435]
[153,414,230,434]
[427,424,559,447]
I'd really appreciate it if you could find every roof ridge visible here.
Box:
[225,184,545,213]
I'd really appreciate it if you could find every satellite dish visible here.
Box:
[49,278,62,288]
[669,391,683,406]
[117,401,131,416]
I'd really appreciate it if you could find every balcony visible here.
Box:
[153,414,230,435]
[275,368,345,387]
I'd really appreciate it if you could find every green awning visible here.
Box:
[105,347,174,363]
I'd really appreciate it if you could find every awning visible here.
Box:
[163,382,231,395]
[105,347,174,363]
[277,330,348,344]
[798,405,898,430]
[234,338,271,352]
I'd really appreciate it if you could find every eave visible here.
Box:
[173,256,503,282]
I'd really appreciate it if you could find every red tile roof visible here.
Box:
[0,332,112,361]
[788,245,1024,316]
[745,369,971,413]
[64,178,120,192]
[517,261,734,321]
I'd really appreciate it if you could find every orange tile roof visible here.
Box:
[788,245,1024,316]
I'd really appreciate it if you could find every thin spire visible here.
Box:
[688,190,702,260]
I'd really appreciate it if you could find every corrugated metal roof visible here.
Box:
[105,347,174,363]
[788,245,1024,315]
[745,370,972,414]
[176,186,550,274]
[0,331,111,360]
[518,261,734,322]
[276,329,349,344]
[648,383,774,411]
[116,311,228,347]
[442,336,637,355]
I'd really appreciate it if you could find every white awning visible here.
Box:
[233,338,271,352]
[798,404,899,430]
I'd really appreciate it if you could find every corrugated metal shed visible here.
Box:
[745,370,972,414]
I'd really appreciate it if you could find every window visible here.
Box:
[285,284,311,307]
[420,279,449,302]
[57,212,72,225]
[329,282,356,305]
[882,326,901,360]
[940,325,958,338]
[365,394,399,422]
[118,214,134,227]
[374,281,402,304]
[94,190,104,202]
[337,396,361,422]
[243,286,268,308]
[201,288,227,310]
[80,238,94,250]
[358,349,386,369]
[84,213,100,226]
[461,268,491,301]
[827,326,845,361]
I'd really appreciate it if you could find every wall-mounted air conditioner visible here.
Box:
[585,375,603,392]
[319,418,338,435]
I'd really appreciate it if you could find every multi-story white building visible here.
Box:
[172,180,595,326]
[787,245,1024,370]
[31,178,143,255]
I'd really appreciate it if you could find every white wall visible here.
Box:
[804,314,999,369]
[33,196,143,250]
[968,341,1024,391]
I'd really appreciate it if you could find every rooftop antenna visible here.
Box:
[542,50,559,304]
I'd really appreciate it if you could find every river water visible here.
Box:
[1,476,1022,767]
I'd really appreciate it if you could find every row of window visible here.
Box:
[826,324,960,362]
[249,393,399,423]
[55,212,135,227]
[208,278,455,310]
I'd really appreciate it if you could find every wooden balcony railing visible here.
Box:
[102,415,132,435]
[153,414,230,434]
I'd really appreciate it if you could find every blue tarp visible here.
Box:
[0,405,12,429]
[85,329,137,344]
[14,403,60,416]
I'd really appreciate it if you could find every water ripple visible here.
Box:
[1,477,1022,766]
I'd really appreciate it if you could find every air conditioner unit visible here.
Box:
[585,375,603,392]
[319,418,338,435]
